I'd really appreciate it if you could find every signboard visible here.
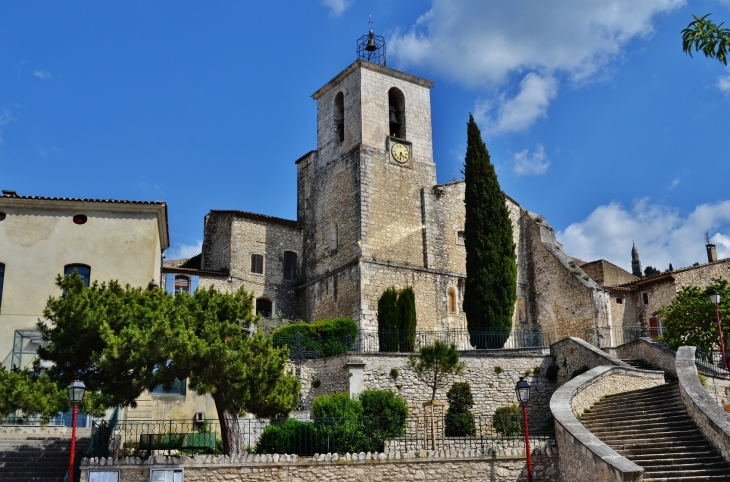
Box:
[150,469,184,482]
[88,470,120,482]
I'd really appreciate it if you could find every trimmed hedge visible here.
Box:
[492,404,522,436]
[445,382,476,437]
[270,318,358,357]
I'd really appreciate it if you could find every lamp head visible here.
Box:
[515,376,531,404]
[710,289,721,306]
[68,380,86,405]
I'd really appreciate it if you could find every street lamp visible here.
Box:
[709,290,729,371]
[67,380,86,482]
[515,377,533,482]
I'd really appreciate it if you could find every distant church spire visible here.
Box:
[631,241,642,277]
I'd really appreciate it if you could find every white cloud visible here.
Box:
[320,0,351,16]
[667,178,680,190]
[390,0,684,133]
[557,198,730,272]
[165,240,203,261]
[513,144,550,176]
[0,108,16,145]
[717,75,730,94]
[33,69,51,80]
[38,146,62,159]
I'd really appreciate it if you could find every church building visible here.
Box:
[196,31,615,344]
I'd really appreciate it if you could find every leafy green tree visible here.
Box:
[682,14,730,65]
[658,278,730,351]
[462,114,517,348]
[37,274,299,455]
[377,287,400,352]
[397,286,417,352]
[0,367,67,423]
[445,382,476,437]
[644,266,661,277]
[407,341,465,401]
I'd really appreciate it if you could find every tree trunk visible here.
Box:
[213,394,243,455]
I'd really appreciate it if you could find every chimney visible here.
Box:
[706,243,718,263]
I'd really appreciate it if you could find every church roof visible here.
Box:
[312,60,435,100]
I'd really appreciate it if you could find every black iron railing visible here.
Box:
[695,348,730,379]
[583,326,659,348]
[272,329,550,359]
[98,412,555,458]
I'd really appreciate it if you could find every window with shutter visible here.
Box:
[251,254,264,274]
[283,251,298,280]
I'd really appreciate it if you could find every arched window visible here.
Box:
[388,87,406,139]
[517,298,526,322]
[283,251,298,281]
[330,221,339,251]
[447,287,457,313]
[256,297,273,317]
[0,263,5,311]
[64,264,91,287]
[174,275,190,295]
[334,92,345,144]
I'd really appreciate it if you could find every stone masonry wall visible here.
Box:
[310,352,557,417]
[616,338,677,377]
[81,452,559,482]
[293,354,350,410]
[551,337,628,387]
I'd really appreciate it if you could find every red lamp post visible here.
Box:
[67,380,86,482]
[515,377,532,482]
[709,290,728,371]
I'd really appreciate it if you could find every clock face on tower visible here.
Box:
[391,143,409,163]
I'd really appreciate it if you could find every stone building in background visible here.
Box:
[195,52,616,345]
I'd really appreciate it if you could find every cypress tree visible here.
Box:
[377,287,399,352]
[397,286,417,352]
[462,114,517,348]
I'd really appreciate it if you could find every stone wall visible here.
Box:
[293,354,350,409]
[80,451,559,482]
[676,346,730,464]
[701,373,730,409]
[616,338,677,377]
[550,366,663,482]
[299,352,556,417]
[550,337,628,387]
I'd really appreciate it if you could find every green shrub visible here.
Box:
[378,287,400,352]
[546,363,559,383]
[390,368,399,379]
[398,286,417,351]
[570,365,590,380]
[359,389,408,444]
[312,392,363,419]
[445,382,476,437]
[270,318,358,357]
[494,366,503,374]
[493,405,522,436]
[532,366,541,376]
[255,419,317,455]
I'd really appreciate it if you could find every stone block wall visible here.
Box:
[80,451,559,482]
[616,338,677,377]
[550,337,628,387]
[292,354,350,410]
[676,346,730,465]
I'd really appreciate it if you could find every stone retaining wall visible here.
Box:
[617,338,677,377]
[550,337,628,387]
[676,346,730,464]
[80,451,559,482]
[550,365,664,482]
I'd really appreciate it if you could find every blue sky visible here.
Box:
[2,1,730,273]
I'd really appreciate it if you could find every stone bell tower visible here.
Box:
[295,29,438,324]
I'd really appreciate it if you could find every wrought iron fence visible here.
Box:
[273,329,550,359]
[584,326,654,348]
[695,348,730,379]
[98,412,554,458]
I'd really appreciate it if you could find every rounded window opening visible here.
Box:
[388,87,406,139]
[334,92,345,144]
[73,214,88,225]
[0,212,6,221]
[256,298,273,318]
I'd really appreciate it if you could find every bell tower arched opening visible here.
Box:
[334,92,345,144]
[388,87,405,139]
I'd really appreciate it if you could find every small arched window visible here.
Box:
[334,92,345,144]
[64,264,91,287]
[0,263,5,311]
[330,221,339,251]
[174,275,191,295]
[256,297,273,318]
[447,287,457,313]
[388,87,406,139]
[517,298,526,322]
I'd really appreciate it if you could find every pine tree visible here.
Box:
[462,114,517,348]
[397,286,417,352]
[377,287,399,352]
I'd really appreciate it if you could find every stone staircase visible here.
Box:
[581,359,730,481]
[0,433,91,482]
